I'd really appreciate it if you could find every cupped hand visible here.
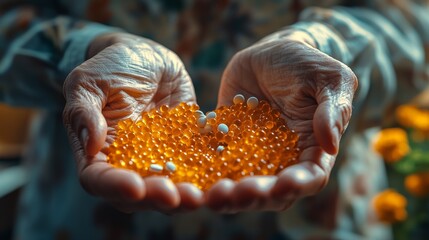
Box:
[63,33,203,213]
[206,31,358,212]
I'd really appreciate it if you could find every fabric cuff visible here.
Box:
[289,19,352,64]
[59,23,122,76]
[289,8,352,64]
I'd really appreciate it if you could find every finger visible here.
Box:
[313,68,356,155]
[205,179,235,212]
[65,120,145,202]
[79,154,146,201]
[110,181,198,214]
[216,47,268,108]
[271,146,333,201]
[231,176,277,211]
[152,52,197,107]
[63,72,107,156]
[170,68,197,105]
[313,99,351,155]
[176,183,204,210]
[142,177,181,210]
[108,176,181,213]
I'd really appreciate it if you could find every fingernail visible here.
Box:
[79,128,89,152]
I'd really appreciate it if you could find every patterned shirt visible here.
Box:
[1,0,428,239]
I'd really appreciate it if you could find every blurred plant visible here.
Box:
[372,105,429,239]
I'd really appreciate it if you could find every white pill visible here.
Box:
[206,112,216,119]
[233,94,245,104]
[194,110,204,118]
[149,164,163,173]
[206,111,217,119]
[247,96,259,109]
[216,145,225,154]
[165,162,177,172]
[197,116,207,128]
[218,123,229,134]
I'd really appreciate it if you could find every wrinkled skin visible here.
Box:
[206,31,358,212]
[63,31,357,214]
[63,33,203,213]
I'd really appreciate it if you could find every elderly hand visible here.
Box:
[206,31,358,212]
[63,33,203,213]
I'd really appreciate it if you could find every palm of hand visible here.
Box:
[208,39,357,212]
[63,38,202,213]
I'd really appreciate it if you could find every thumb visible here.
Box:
[63,75,107,157]
[313,72,357,155]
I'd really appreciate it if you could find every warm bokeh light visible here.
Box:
[373,189,408,224]
[396,105,429,132]
[404,172,429,197]
[373,128,410,163]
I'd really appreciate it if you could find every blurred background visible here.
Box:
[0,0,428,239]
[0,104,34,239]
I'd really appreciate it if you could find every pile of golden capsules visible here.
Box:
[107,95,299,190]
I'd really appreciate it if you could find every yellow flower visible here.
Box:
[405,172,429,197]
[373,189,407,223]
[396,105,420,127]
[373,128,410,163]
[396,105,429,131]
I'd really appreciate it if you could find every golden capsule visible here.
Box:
[107,96,300,191]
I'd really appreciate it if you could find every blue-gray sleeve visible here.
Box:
[0,4,120,110]
[289,1,429,129]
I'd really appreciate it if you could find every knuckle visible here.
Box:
[317,61,358,102]
[63,68,86,98]
[164,49,185,72]
[66,67,86,82]
[229,48,254,73]
[231,49,248,65]
[236,46,255,64]
[314,164,330,193]
[111,42,132,52]
[340,63,358,91]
